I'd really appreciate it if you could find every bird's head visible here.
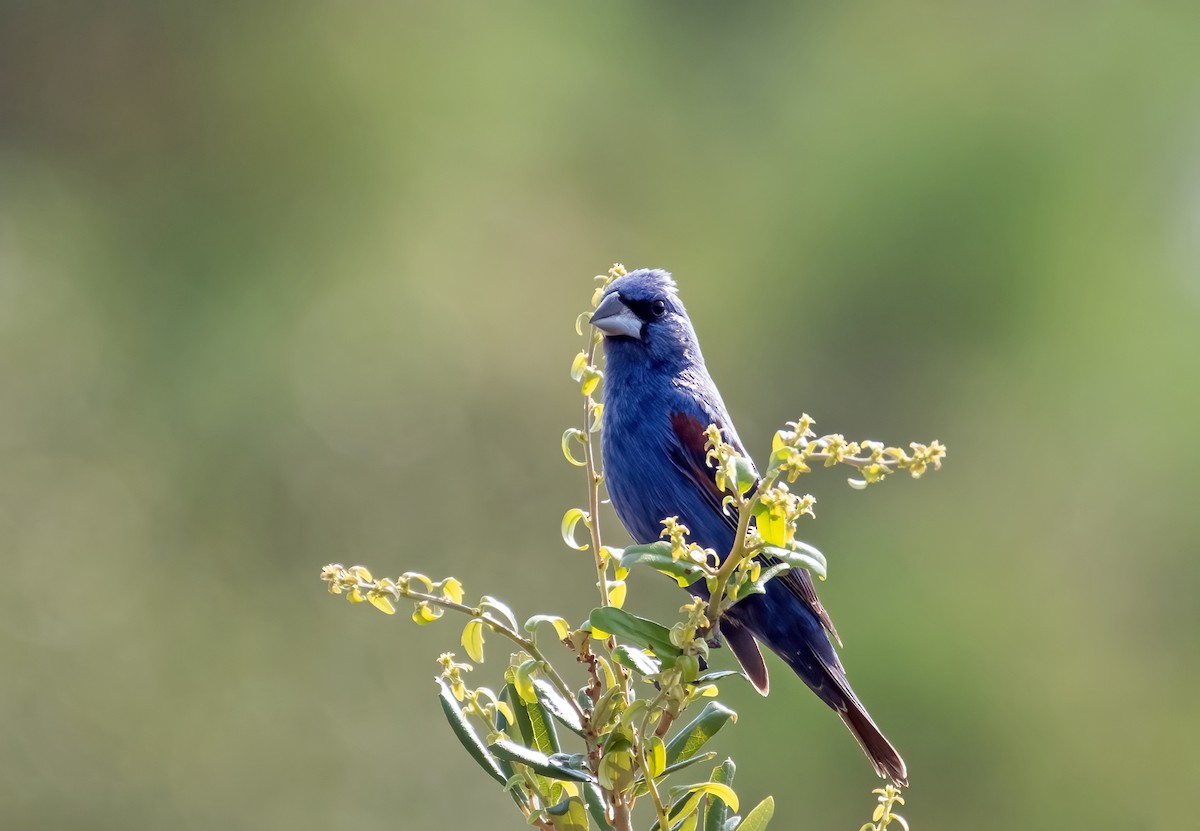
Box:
[590,268,702,370]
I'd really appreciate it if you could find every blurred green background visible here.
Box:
[3,3,1199,829]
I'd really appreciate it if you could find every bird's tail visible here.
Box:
[837,697,908,787]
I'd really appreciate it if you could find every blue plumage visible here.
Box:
[593,268,907,786]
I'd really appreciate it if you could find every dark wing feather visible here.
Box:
[668,411,734,525]
[723,618,769,695]
[765,559,842,647]
[668,411,842,646]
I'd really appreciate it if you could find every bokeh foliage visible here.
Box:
[2,3,1199,830]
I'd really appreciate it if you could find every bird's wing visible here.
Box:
[765,556,842,647]
[668,410,842,647]
[722,617,769,695]
[667,411,739,523]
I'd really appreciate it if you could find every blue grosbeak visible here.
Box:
[592,268,907,786]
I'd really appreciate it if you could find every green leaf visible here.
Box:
[652,790,703,831]
[590,686,624,731]
[751,502,786,547]
[562,508,591,551]
[761,541,827,579]
[514,660,539,704]
[645,735,667,778]
[695,670,744,685]
[589,607,682,659]
[635,752,719,794]
[659,751,718,779]
[607,579,628,608]
[735,796,774,831]
[611,644,662,676]
[562,428,587,467]
[461,619,485,663]
[665,702,737,765]
[436,679,507,786]
[732,456,757,495]
[526,695,561,755]
[548,796,590,831]
[704,760,736,831]
[668,782,739,814]
[534,678,584,736]
[619,542,707,587]
[489,740,596,783]
[506,680,560,754]
[525,614,572,642]
[598,747,636,791]
[570,350,588,381]
[492,687,522,793]
[479,596,519,631]
[584,782,614,830]
[737,563,791,600]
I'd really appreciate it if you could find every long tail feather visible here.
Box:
[838,699,908,787]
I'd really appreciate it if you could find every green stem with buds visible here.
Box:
[337,573,586,724]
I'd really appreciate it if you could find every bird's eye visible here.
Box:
[651,299,667,318]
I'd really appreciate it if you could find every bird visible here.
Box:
[591,267,907,787]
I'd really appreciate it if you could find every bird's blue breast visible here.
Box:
[600,358,736,557]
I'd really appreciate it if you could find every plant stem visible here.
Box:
[355,579,587,723]
[611,799,634,831]
[705,492,756,624]
[637,693,672,831]
[582,332,609,606]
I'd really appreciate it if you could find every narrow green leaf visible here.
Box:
[651,789,703,831]
[489,740,596,783]
[619,542,707,587]
[493,685,518,774]
[526,692,561,755]
[703,760,736,831]
[589,607,682,658]
[507,682,535,746]
[506,680,560,754]
[667,783,738,814]
[635,752,718,793]
[760,542,826,580]
[735,796,774,831]
[611,644,662,676]
[665,702,737,765]
[534,678,584,736]
[659,751,718,778]
[646,735,667,778]
[584,782,614,830]
[738,563,791,600]
[695,670,743,685]
[591,685,623,730]
[436,679,507,786]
